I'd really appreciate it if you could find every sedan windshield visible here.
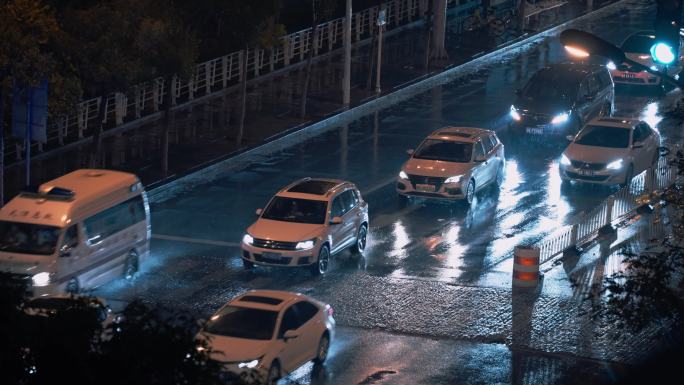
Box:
[575,125,631,148]
[204,306,278,340]
[522,72,577,103]
[0,220,61,255]
[261,197,327,224]
[413,140,472,163]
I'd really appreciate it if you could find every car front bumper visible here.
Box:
[396,178,466,200]
[241,243,317,267]
[611,69,660,85]
[560,165,627,185]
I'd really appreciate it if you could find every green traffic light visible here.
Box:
[651,42,676,64]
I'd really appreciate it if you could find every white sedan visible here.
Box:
[560,117,660,187]
[196,290,335,385]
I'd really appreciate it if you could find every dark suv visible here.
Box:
[509,63,614,136]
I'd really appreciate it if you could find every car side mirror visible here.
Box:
[565,135,574,142]
[632,142,644,149]
[255,208,262,216]
[473,155,486,163]
[59,245,73,258]
[283,330,299,341]
[330,216,343,225]
[406,149,414,156]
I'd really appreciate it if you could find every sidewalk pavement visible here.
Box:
[2,0,616,199]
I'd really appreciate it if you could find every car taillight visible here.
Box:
[325,305,334,317]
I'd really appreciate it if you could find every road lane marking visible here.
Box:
[152,234,240,248]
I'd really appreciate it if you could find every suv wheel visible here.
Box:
[464,179,476,205]
[311,245,330,276]
[124,250,139,280]
[351,225,367,255]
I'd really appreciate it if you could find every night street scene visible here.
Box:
[2,0,684,384]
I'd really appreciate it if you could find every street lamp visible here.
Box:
[559,28,684,89]
[375,9,386,94]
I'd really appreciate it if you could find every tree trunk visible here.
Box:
[429,0,448,61]
[89,94,108,168]
[161,75,174,177]
[236,47,248,146]
[300,2,320,118]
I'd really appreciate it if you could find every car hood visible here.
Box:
[247,219,321,242]
[565,143,629,164]
[198,332,272,363]
[514,97,571,116]
[625,52,655,68]
[0,252,52,275]
[403,158,473,177]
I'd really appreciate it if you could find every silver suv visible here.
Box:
[241,178,369,275]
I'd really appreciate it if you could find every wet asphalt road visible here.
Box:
[95,1,679,383]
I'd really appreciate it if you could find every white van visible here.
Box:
[0,169,151,296]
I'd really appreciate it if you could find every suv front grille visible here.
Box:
[407,174,446,189]
[252,238,298,251]
[570,160,605,170]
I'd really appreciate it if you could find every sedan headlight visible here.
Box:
[551,112,570,125]
[444,175,463,184]
[560,154,571,166]
[32,272,50,287]
[238,359,260,369]
[606,61,616,70]
[606,159,624,170]
[242,234,254,245]
[295,239,315,250]
[650,65,658,71]
[398,170,409,180]
[510,105,521,121]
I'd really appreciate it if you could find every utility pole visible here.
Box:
[375,8,386,94]
[343,0,352,107]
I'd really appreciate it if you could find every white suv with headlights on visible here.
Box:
[196,290,335,385]
[241,178,369,275]
[560,117,660,187]
[396,127,505,204]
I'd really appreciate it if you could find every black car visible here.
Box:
[509,63,614,136]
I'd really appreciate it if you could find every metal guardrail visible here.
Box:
[5,0,497,163]
[536,146,679,265]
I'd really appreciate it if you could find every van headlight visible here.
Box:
[606,159,623,170]
[444,175,463,184]
[242,234,254,245]
[398,170,409,180]
[295,239,315,250]
[238,358,260,369]
[551,112,570,125]
[510,105,521,121]
[560,154,571,166]
[32,272,51,287]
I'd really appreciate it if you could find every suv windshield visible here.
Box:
[522,71,578,103]
[204,306,278,340]
[413,139,472,162]
[621,34,655,54]
[575,125,631,148]
[0,221,61,255]
[262,197,327,224]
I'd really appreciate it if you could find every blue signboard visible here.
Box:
[11,80,48,143]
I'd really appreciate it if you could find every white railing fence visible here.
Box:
[536,147,680,264]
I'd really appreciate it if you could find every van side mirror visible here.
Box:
[330,216,343,225]
[255,208,262,216]
[406,149,414,156]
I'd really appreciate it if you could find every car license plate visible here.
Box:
[623,73,635,78]
[578,169,595,176]
[526,127,544,135]
[262,252,281,261]
[416,184,436,192]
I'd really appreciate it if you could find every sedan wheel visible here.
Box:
[266,361,281,385]
[311,245,330,276]
[465,179,475,205]
[313,333,330,364]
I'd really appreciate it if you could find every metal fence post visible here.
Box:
[599,196,616,235]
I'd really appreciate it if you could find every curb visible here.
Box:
[147,0,627,203]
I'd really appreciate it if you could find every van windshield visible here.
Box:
[0,221,61,255]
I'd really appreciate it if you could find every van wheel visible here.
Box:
[66,278,80,294]
[311,245,330,276]
[124,251,139,280]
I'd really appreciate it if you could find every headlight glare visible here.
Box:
[650,65,658,71]
[238,359,260,369]
[32,272,50,287]
[242,234,254,245]
[606,159,623,170]
[606,61,616,70]
[399,171,409,180]
[551,112,569,125]
[295,239,315,250]
[560,154,571,166]
[444,175,463,184]
[510,105,521,121]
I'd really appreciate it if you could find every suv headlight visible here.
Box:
[551,112,569,125]
[510,105,521,121]
[444,175,463,184]
[32,272,51,287]
[398,170,409,180]
[295,239,315,250]
[606,159,623,170]
[242,234,254,245]
[238,358,260,369]
[560,154,571,166]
